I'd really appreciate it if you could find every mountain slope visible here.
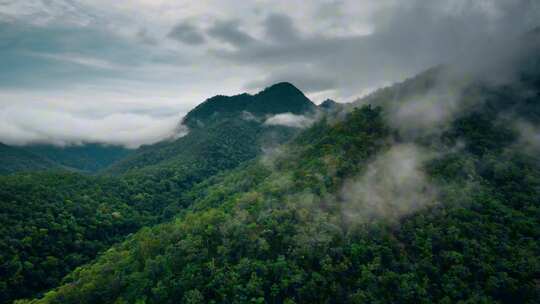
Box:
[0,143,132,175]
[24,144,132,173]
[319,99,342,112]
[105,82,316,176]
[0,83,315,304]
[0,143,60,174]
[14,105,390,304]
[18,63,540,303]
[0,172,154,303]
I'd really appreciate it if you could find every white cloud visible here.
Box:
[341,144,438,223]
[0,105,184,148]
[264,113,315,128]
[0,0,538,146]
[514,119,540,153]
[29,52,123,70]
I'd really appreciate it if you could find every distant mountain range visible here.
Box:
[25,144,133,172]
[0,143,132,174]
[0,143,60,174]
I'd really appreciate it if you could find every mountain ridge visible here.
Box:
[0,143,61,174]
[105,82,317,176]
[24,144,132,173]
[182,82,317,128]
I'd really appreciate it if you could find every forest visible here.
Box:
[2,1,540,303]
[0,59,538,303]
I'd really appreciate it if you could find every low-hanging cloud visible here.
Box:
[513,119,540,154]
[340,144,438,224]
[264,113,315,128]
[209,0,540,100]
[379,71,468,140]
[355,27,539,141]
[0,106,186,148]
[1,0,539,147]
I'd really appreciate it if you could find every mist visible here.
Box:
[340,144,438,224]
[2,0,538,148]
[0,106,186,148]
[264,113,315,129]
[513,120,540,155]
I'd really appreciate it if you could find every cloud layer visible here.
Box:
[0,0,538,147]
[264,113,315,129]
[0,105,183,148]
[341,144,438,223]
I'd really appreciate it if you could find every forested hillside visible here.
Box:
[24,144,132,173]
[107,82,315,176]
[15,59,540,303]
[0,144,60,174]
[0,143,131,175]
[0,172,149,303]
[3,1,539,304]
[0,84,315,304]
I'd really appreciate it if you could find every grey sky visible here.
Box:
[0,0,538,147]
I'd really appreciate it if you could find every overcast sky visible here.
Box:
[1,0,539,148]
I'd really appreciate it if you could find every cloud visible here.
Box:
[207,19,256,47]
[0,20,145,89]
[513,119,540,154]
[240,111,260,122]
[246,66,337,94]
[209,0,540,100]
[136,28,159,45]
[340,144,438,224]
[388,92,459,139]
[1,0,539,146]
[167,21,206,45]
[370,68,468,140]
[29,52,123,70]
[264,113,315,128]
[0,105,185,148]
[263,13,300,43]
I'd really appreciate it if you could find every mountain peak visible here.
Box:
[261,82,302,93]
[183,82,316,128]
[319,99,338,109]
[256,82,307,100]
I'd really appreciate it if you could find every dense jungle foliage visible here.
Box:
[24,144,132,173]
[0,144,60,174]
[16,91,540,303]
[3,65,540,303]
[0,84,314,303]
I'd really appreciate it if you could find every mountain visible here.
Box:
[0,82,316,304]
[319,98,338,108]
[0,143,60,174]
[319,99,342,112]
[182,82,316,128]
[106,82,316,176]
[0,143,132,175]
[15,58,540,304]
[25,144,132,173]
